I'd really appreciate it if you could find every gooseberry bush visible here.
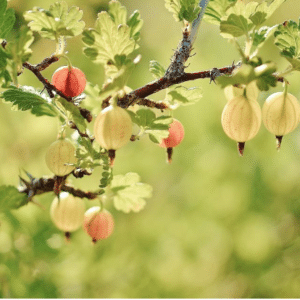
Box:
[0,0,299,242]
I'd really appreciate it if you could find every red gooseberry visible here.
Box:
[51,66,86,97]
[83,207,114,243]
[159,119,185,148]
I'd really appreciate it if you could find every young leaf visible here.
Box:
[166,86,202,106]
[0,185,28,211]
[110,172,152,213]
[1,86,58,117]
[165,0,201,23]
[108,0,127,25]
[274,19,300,71]
[57,98,86,132]
[149,60,165,79]
[24,1,85,40]
[204,0,237,25]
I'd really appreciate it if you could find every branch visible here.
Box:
[18,173,100,200]
[118,63,239,108]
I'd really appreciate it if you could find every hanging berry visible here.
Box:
[45,138,77,176]
[50,193,85,238]
[159,119,185,163]
[94,105,132,165]
[51,66,86,97]
[221,95,262,156]
[83,207,114,243]
[262,91,300,149]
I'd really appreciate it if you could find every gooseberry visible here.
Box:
[221,95,262,155]
[45,138,77,176]
[159,119,185,148]
[51,66,86,97]
[262,92,300,148]
[83,207,114,243]
[50,193,85,234]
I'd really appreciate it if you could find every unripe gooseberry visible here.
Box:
[262,92,300,136]
[221,96,262,155]
[159,119,185,148]
[50,193,85,233]
[83,207,114,243]
[45,138,77,176]
[224,81,259,102]
[51,66,86,97]
[94,106,132,150]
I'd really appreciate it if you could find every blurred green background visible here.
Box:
[1,0,300,298]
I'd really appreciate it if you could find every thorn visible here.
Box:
[237,142,245,156]
[23,169,34,181]
[18,175,30,188]
[30,199,46,210]
[276,135,283,150]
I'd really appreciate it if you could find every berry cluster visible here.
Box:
[221,82,300,154]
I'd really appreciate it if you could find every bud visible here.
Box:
[221,96,262,155]
[45,138,77,176]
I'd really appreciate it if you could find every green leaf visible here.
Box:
[166,86,202,106]
[108,0,127,25]
[83,12,136,65]
[1,86,58,117]
[0,186,28,211]
[111,172,152,213]
[57,98,86,132]
[129,109,173,143]
[220,13,253,38]
[0,7,15,38]
[165,0,201,23]
[149,60,165,79]
[127,10,143,41]
[5,26,34,74]
[217,62,277,91]
[24,1,85,40]
[274,19,300,71]
[204,0,237,25]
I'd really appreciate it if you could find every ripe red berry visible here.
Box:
[159,119,185,148]
[51,66,86,97]
[83,207,114,243]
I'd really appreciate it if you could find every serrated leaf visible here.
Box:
[274,19,300,71]
[220,13,253,38]
[165,0,200,23]
[251,26,277,48]
[111,172,152,213]
[83,12,136,65]
[204,0,237,25]
[1,86,58,117]
[0,7,15,38]
[166,86,202,106]
[57,98,86,132]
[149,60,165,79]
[0,186,28,211]
[108,0,127,25]
[24,1,85,40]
[127,10,143,41]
